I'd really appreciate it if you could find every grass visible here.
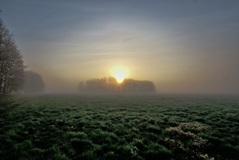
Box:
[0,94,239,160]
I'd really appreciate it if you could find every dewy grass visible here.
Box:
[0,95,239,160]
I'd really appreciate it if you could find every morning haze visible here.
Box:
[1,0,239,94]
[1,1,239,159]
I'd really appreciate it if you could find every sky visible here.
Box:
[1,0,239,94]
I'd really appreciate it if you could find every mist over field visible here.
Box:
[1,0,239,95]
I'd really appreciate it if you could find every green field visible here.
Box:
[0,95,239,160]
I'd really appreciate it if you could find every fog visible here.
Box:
[1,0,239,95]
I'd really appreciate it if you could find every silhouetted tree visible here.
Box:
[23,71,45,94]
[0,19,24,95]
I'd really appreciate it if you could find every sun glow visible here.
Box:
[110,66,130,83]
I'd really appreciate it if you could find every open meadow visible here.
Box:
[0,94,239,160]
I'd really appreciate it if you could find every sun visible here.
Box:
[110,66,130,83]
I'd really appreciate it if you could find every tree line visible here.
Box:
[78,77,156,94]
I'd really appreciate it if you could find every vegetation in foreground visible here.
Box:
[0,95,239,160]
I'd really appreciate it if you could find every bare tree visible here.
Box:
[0,19,25,95]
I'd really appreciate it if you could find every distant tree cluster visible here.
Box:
[0,19,25,95]
[78,77,156,94]
[121,79,156,93]
[23,71,45,94]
